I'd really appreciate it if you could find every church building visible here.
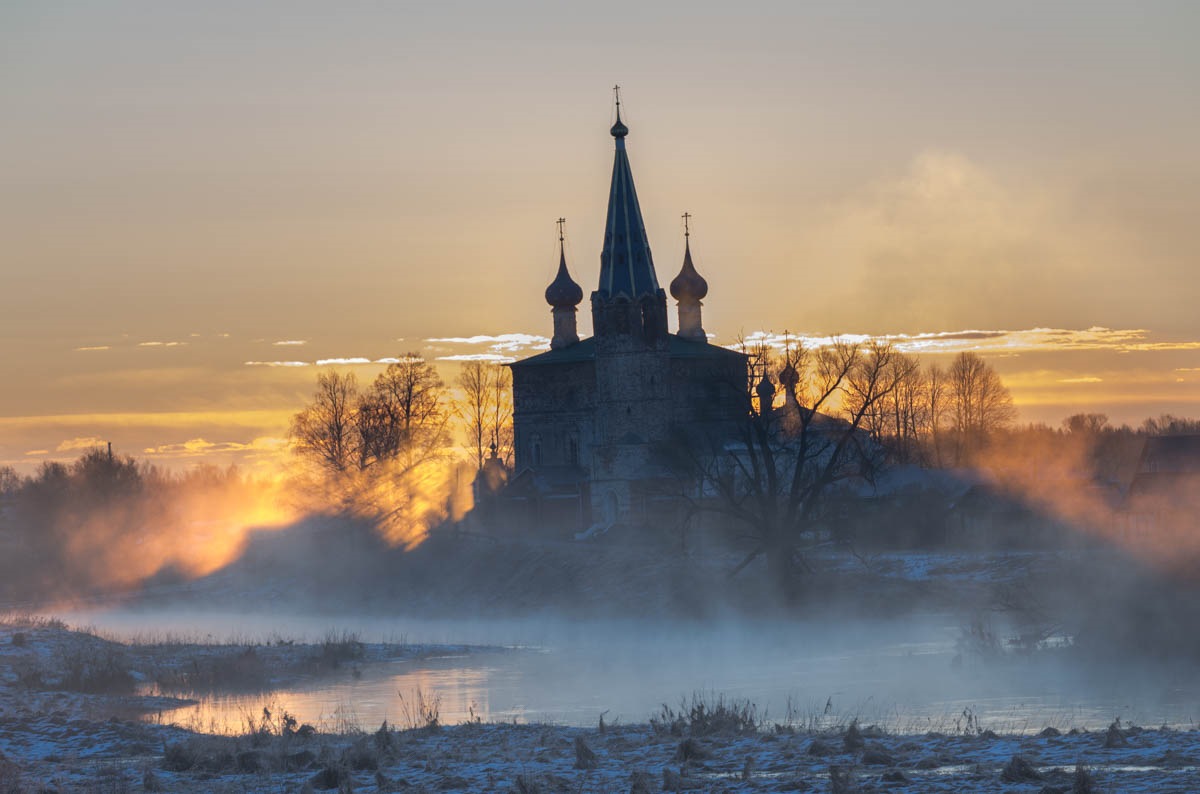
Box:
[507,96,748,534]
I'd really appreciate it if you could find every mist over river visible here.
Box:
[66,608,1200,735]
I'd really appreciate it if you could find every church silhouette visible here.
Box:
[507,91,748,534]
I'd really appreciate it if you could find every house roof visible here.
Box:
[509,334,747,368]
[1138,434,1200,473]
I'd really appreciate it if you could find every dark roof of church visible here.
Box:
[510,334,747,368]
[596,107,660,300]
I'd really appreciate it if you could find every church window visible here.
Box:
[567,436,579,466]
[531,434,543,466]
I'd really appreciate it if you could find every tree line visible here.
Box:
[0,450,283,600]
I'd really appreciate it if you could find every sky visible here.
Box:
[2,1,1198,472]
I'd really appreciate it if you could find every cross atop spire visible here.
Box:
[682,211,691,238]
[557,216,566,244]
[610,84,628,139]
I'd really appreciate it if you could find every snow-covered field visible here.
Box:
[2,617,1200,792]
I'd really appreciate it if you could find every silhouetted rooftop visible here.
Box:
[510,334,746,368]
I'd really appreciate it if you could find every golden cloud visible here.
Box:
[244,360,310,367]
[0,410,295,431]
[55,436,108,452]
[736,327,1200,357]
[142,436,289,458]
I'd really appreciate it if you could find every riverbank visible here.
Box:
[2,618,1198,792]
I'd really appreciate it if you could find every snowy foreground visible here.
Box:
[2,620,1200,792]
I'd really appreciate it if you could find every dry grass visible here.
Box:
[0,612,68,631]
[650,692,760,736]
[397,688,441,732]
[153,646,272,694]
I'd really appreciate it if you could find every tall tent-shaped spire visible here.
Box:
[596,86,660,300]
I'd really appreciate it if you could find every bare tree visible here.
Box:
[289,358,457,546]
[290,357,449,475]
[489,364,514,464]
[458,361,516,470]
[948,351,1016,461]
[290,371,360,475]
[458,361,491,470]
[669,339,912,595]
[856,350,925,464]
[926,363,949,467]
[1063,413,1109,436]
[0,466,21,497]
[1140,414,1200,436]
[366,355,446,455]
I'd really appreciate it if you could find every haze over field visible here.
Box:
[2,1,1199,472]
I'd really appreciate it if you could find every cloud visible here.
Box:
[137,341,187,348]
[438,353,518,363]
[426,333,549,360]
[427,333,549,350]
[142,436,289,458]
[55,436,107,452]
[315,357,372,366]
[24,449,49,456]
[735,326,1200,357]
[74,345,110,352]
[242,355,428,368]
[272,340,307,346]
[0,410,295,431]
[1057,376,1103,384]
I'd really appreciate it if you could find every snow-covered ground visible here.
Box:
[2,618,1199,792]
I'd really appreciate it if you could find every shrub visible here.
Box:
[650,693,759,736]
[59,645,136,694]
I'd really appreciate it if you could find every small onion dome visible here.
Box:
[756,372,775,400]
[779,360,799,388]
[669,241,708,301]
[610,113,628,139]
[545,250,583,308]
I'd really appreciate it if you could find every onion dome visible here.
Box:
[779,360,799,389]
[669,239,708,301]
[756,372,775,409]
[545,246,583,308]
[610,84,629,138]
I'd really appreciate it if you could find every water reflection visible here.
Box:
[71,609,1199,736]
[146,642,1200,736]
